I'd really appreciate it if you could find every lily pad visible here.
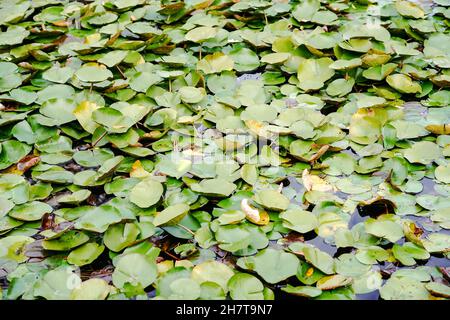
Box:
[74,205,122,233]
[42,231,90,251]
[153,203,190,227]
[66,241,104,267]
[238,248,299,284]
[404,141,441,165]
[70,278,111,300]
[297,58,335,91]
[253,189,290,211]
[75,63,113,83]
[34,267,81,300]
[386,74,422,94]
[191,179,237,197]
[129,178,164,208]
[380,276,430,300]
[8,202,52,222]
[280,208,319,234]
[228,273,266,300]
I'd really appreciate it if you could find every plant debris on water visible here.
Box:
[0,0,449,300]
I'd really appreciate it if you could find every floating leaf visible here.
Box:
[74,205,122,233]
[0,140,32,170]
[228,273,265,300]
[392,242,430,266]
[8,201,52,222]
[112,253,157,289]
[42,230,90,251]
[380,277,430,300]
[191,179,237,197]
[238,248,299,284]
[404,141,441,165]
[316,275,352,290]
[395,0,425,19]
[425,282,450,299]
[281,285,322,298]
[386,74,422,94]
[153,203,190,227]
[75,63,113,83]
[297,58,335,91]
[34,267,81,300]
[197,52,234,74]
[253,189,290,211]
[70,278,111,300]
[129,178,164,208]
[280,208,319,234]
[365,215,404,243]
[302,246,335,275]
[191,261,234,292]
[0,236,34,262]
[185,27,217,43]
[104,223,141,252]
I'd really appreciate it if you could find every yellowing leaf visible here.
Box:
[197,52,234,74]
[73,101,101,134]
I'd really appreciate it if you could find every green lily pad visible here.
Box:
[74,205,122,233]
[42,230,90,251]
[179,86,206,104]
[0,235,34,262]
[238,248,299,284]
[386,74,422,94]
[425,282,450,298]
[0,26,29,46]
[75,63,113,83]
[365,215,404,243]
[261,52,290,64]
[8,201,52,222]
[58,190,91,205]
[34,266,81,300]
[297,58,335,91]
[228,273,266,300]
[316,274,352,290]
[392,242,430,266]
[229,47,260,72]
[404,141,441,165]
[42,66,75,84]
[0,140,32,170]
[380,277,430,300]
[280,208,319,234]
[67,242,105,266]
[153,203,190,227]
[70,278,111,300]
[435,164,450,184]
[395,0,425,19]
[281,285,322,298]
[112,253,157,289]
[355,246,390,265]
[197,52,234,74]
[185,26,217,43]
[191,179,237,197]
[191,261,234,292]
[104,223,141,252]
[129,178,164,208]
[302,246,335,275]
[253,189,290,211]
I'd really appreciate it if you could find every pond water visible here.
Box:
[0,0,449,301]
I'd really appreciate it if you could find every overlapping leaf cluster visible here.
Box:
[0,0,449,300]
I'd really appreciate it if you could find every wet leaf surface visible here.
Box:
[0,0,449,301]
